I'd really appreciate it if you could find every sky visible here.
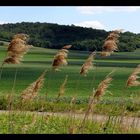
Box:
[0,6,140,33]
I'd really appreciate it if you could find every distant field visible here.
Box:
[0,45,140,101]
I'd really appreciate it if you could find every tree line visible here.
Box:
[0,22,140,52]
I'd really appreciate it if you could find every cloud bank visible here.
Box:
[76,6,140,14]
[74,20,105,30]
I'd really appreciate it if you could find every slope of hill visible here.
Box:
[0,22,140,52]
[0,45,140,97]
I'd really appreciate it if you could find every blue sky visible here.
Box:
[0,6,140,33]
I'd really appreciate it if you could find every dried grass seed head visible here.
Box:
[103,40,118,51]
[21,70,46,101]
[101,29,122,57]
[80,51,96,76]
[126,64,140,87]
[58,75,68,98]
[3,57,20,64]
[13,33,29,41]
[52,47,69,71]
[94,71,113,100]
[3,33,31,65]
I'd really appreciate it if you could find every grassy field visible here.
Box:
[0,45,140,134]
[0,45,139,100]
[0,111,138,134]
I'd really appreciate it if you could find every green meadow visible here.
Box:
[0,45,140,134]
[0,45,139,100]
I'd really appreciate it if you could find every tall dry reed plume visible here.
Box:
[52,45,72,71]
[57,75,68,99]
[3,33,32,65]
[80,71,113,130]
[80,51,96,76]
[21,70,47,101]
[93,72,113,101]
[101,29,123,57]
[126,64,140,87]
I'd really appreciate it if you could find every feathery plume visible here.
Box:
[52,45,71,71]
[101,29,122,57]
[21,70,47,101]
[3,57,19,64]
[80,71,113,129]
[90,71,113,106]
[80,51,96,76]
[57,75,68,99]
[3,33,32,65]
[93,73,113,101]
[126,64,140,87]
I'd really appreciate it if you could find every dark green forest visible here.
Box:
[0,22,140,52]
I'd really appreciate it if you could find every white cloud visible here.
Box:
[76,6,140,14]
[74,20,105,29]
[0,21,8,25]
